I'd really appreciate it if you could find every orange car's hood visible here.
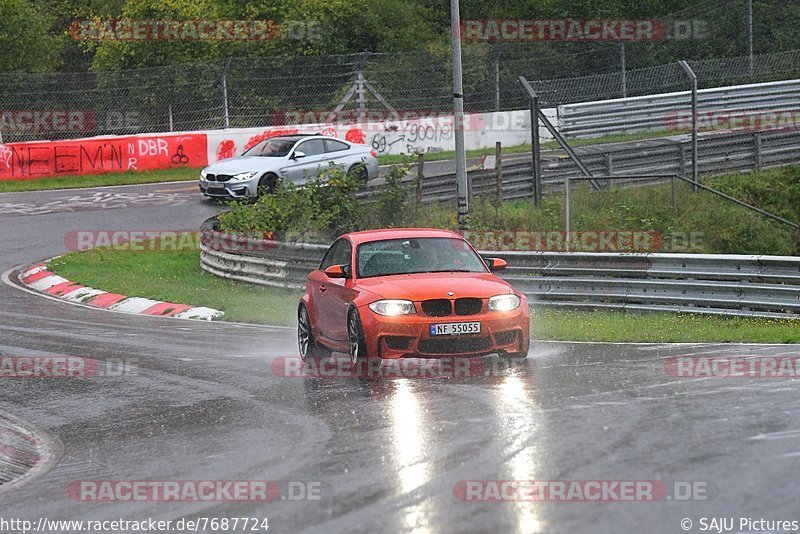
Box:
[355,272,515,301]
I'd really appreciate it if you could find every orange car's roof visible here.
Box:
[344,228,464,246]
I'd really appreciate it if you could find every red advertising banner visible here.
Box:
[0,133,207,181]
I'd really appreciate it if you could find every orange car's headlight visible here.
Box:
[368,299,416,316]
[488,294,521,312]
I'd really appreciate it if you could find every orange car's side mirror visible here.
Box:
[486,258,507,272]
[324,264,349,278]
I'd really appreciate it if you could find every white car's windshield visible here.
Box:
[243,138,296,157]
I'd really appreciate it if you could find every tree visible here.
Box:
[0,0,64,71]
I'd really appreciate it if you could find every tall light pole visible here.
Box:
[450,0,468,230]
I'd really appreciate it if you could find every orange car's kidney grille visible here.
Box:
[454,297,482,315]
[421,299,452,317]
[418,336,492,355]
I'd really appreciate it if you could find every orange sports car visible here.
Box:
[298,228,530,362]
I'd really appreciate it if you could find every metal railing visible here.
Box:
[199,217,800,319]
[393,127,800,205]
[558,78,800,138]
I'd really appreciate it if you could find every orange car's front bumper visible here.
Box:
[356,302,530,359]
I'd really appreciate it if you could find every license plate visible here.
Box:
[429,322,481,336]
[207,184,224,191]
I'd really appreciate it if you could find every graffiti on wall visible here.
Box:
[0,134,207,181]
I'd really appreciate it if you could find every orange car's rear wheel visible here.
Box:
[347,308,369,365]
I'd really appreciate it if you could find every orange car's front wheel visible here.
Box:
[298,304,327,360]
[347,308,370,365]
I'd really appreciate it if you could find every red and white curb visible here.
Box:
[18,263,223,321]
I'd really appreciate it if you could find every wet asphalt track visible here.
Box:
[1,183,800,533]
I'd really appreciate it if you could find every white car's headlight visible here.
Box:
[488,294,521,312]
[233,171,258,181]
[200,169,208,179]
[368,299,416,316]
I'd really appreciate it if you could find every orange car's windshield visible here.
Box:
[357,237,487,278]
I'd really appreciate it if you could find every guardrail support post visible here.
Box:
[495,141,503,200]
[678,60,698,192]
[531,94,542,205]
[520,76,601,193]
[754,132,762,171]
[416,153,424,203]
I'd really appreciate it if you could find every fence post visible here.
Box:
[416,153,424,203]
[564,176,571,252]
[221,58,231,129]
[494,52,501,112]
[168,105,174,132]
[748,0,754,78]
[357,53,368,124]
[619,39,627,98]
[678,60,698,192]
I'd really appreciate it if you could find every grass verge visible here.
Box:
[48,246,300,325]
[47,245,800,342]
[0,167,201,193]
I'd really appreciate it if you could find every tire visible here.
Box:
[256,173,279,198]
[298,304,327,360]
[347,308,369,366]
[503,343,529,359]
[348,164,368,189]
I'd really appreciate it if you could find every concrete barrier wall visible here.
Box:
[0,108,555,181]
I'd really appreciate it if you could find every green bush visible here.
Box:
[217,165,362,242]
[216,164,800,255]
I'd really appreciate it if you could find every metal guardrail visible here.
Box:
[558,78,800,138]
[200,218,800,318]
[394,128,800,204]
